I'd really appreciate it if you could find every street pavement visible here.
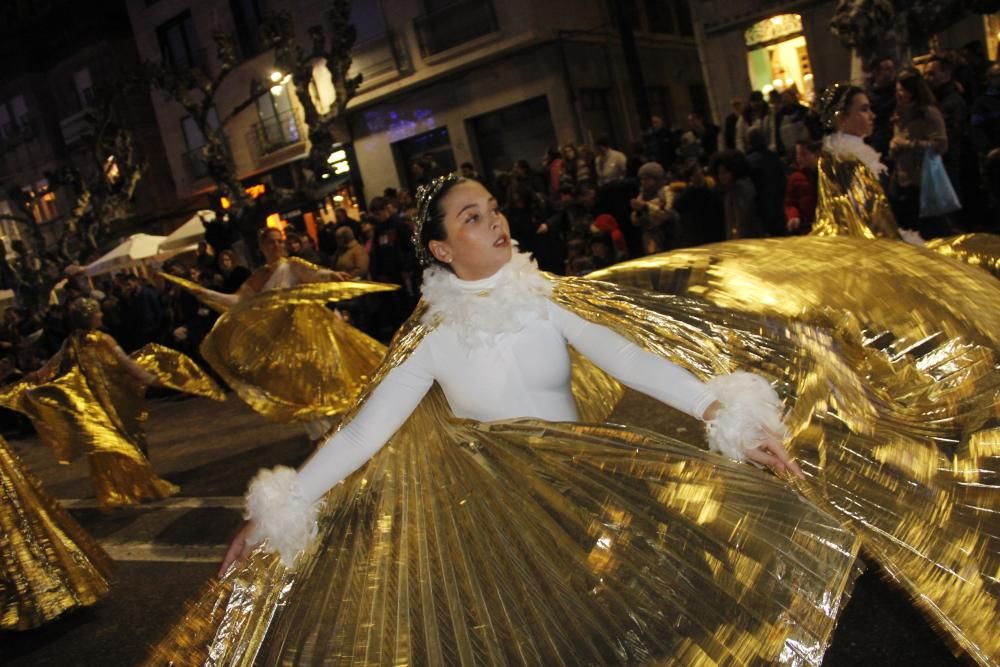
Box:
[1,393,963,666]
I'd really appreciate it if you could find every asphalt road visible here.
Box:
[1,393,963,666]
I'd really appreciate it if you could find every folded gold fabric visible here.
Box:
[0,436,114,630]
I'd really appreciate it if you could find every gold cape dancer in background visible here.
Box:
[1,435,114,630]
[0,297,224,508]
[810,80,1000,278]
[163,226,396,440]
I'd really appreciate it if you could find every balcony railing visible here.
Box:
[60,108,95,146]
[350,31,408,85]
[413,0,498,57]
[247,108,303,162]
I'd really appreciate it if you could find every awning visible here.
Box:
[84,233,184,276]
[160,210,214,251]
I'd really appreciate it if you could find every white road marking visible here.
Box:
[61,496,243,510]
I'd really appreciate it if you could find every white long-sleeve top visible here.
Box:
[295,256,716,505]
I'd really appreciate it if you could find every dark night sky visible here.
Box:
[1,0,133,78]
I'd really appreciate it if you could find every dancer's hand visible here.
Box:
[745,436,805,480]
[219,521,257,576]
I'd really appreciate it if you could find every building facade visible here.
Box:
[126,0,708,214]
[0,3,180,256]
[690,0,1000,124]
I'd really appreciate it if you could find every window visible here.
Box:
[688,84,710,118]
[644,0,675,34]
[253,87,300,155]
[413,0,497,57]
[74,69,96,108]
[0,104,12,138]
[11,96,28,128]
[676,0,694,36]
[231,0,265,59]
[646,87,674,125]
[579,88,617,146]
[181,108,221,151]
[157,11,201,70]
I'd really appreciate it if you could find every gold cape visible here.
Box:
[145,269,912,666]
[590,237,1000,665]
[0,331,224,508]
[162,268,394,424]
[0,435,115,630]
[811,149,1000,279]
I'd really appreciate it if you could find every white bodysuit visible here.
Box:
[295,255,716,505]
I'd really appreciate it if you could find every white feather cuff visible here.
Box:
[245,466,322,567]
[704,372,786,461]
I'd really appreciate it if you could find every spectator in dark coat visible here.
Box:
[972,63,1000,229]
[711,150,762,239]
[119,275,163,351]
[723,97,743,150]
[924,54,971,208]
[745,128,787,237]
[867,56,897,159]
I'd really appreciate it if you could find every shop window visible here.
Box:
[744,14,815,103]
[157,11,202,71]
[393,127,456,192]
[414,0,497,57]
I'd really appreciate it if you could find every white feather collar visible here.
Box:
[823,132,887,177]
[420,249,552,347]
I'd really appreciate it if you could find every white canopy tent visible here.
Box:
[159,210,213,252]
[84,233,184,276]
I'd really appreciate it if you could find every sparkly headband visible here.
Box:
[412,173,461,266]
[818,82,854,131]
[70,297,101,320]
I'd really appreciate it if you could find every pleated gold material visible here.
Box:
[810,150,1000,281]
[147,273,874,667]
[161,273,394,424]
[812,152,899,239]
[0,436,114,630]
[0,332,224,508]
[590,237,1000,665]
[925,233,1000,280]
[147,394,860,667]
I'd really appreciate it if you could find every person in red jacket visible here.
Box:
[785,140,820,234]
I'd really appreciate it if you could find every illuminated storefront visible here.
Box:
[744,14,815,102]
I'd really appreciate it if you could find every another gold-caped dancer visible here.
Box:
[0,297,224,508]
[0,435,114,630]
[810,80,1000,278]
[163,226,395,439]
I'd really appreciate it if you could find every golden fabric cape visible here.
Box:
[0,332,224,507]
[0,436,114,630]
[811,150,1000,280]
[590,237,1000,665]
[147,267,908,666]
[162,270,394,424]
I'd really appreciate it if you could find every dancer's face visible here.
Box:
[836,93,874,138]
[259,229,286,264]
[429,180,512,281]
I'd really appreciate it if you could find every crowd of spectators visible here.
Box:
[3,44,999,399]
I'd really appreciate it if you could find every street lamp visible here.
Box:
[269,70,292,96]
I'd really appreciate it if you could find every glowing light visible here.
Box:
[333,195,344,202]
[332,160,350,174]
[762,84,774,94]
[269,71,283,83]
[220,196,231,209]
[785,78,794,86]
[770,16,783,25]
[270,85,283,96]
[326,149,347,164]
[265,213,288,232]
[804,73,814,80]
[772,79,784,88]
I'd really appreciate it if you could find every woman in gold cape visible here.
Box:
[0,297,225,508]
[810,81,1000,278]
[163,227,394,437]
[1,435,114,630]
